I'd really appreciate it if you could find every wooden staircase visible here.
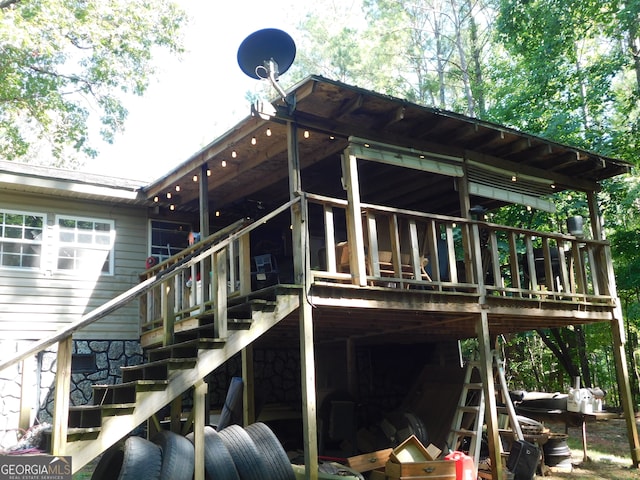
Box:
[62,286,301,473]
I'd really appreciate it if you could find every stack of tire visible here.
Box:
[91,422,295,480]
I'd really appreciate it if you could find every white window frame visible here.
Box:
[55,215,115,276]
[0,209,46,270]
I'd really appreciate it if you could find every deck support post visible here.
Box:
[589,190,640,467]
[288,120,319,479]
[242,345,255,425]
[476,311,503,480]
[193,379,207,480]
[611,306,640,467]
[299,293,318,480]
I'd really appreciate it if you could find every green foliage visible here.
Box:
[0,0,186,164]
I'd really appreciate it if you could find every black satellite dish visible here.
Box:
[237,28,296,100]
[237,28,296,79]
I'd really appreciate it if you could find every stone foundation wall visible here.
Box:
[0,339,143,449]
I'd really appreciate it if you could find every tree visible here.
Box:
[0,0,186,166]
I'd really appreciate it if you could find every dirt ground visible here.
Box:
[539,417,639,480]
[72,417,640,479]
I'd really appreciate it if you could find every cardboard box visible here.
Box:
[425,444,442,461]
[386,435,456,479]
[347,448,393,472]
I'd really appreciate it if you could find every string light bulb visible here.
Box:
[303,130,310,139]
[251,137,257,145]
[207,169,211,176]
[166,192,172,199]
[170,204,175,211]
[153,196,159,202]
[192,175,198,182]
[266,128,272,136]
[175,185,181,192]
[511,174,517,182]
[231,151,237,158]
[221,160,227,167]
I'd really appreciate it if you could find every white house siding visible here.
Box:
[0,191,148,342]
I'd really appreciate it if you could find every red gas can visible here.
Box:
[444,451,476,480]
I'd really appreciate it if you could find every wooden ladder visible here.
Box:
[447,352,523,469]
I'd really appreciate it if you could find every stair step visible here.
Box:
[67,427,101,442]
[147,337,226,362]
[92,380,169,405]
[69,405,102,428]
[228,299,277,316]
[121,357,197,382]
[174,319,251,342]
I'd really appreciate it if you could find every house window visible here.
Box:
[150,220,191,263]
[0,210,45,269]
[56,216,115,275]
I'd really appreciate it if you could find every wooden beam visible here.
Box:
[242,346,255,426]
[51,337,72,456]
[19,356,35,431]
[299,296,318,480]
[611,306,640,467]
[193,379,207,480]
[342,149,367,286]
[476,313,503,480]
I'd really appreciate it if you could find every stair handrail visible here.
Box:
[0,198,299,374]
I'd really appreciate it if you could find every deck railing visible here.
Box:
[305,194,614,304]
[139,200,298,346]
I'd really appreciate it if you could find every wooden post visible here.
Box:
[476,312,503,480]
[589,189,640,466]
[170,397,182,433]
[287,120,318,479]
[199,163,210,237]
[242,345,255,425]
[161,279,175,347]
[51,337,72,456]
[299,296,318,480]
[238,232,251,296]
[457,165,475,284]
[342,148,367,286]
[213,248,228,339]
[19,356,36,432]
[193,379,207,480]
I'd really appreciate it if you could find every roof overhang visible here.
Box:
[142,76,632,216]
[0,160,149,205]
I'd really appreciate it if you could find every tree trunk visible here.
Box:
[537,328,581,381]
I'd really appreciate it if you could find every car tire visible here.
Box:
[152,430,194,480]
[186,425,240,480]
[91,436,162,480]
[217,424,270,480]
[245,422,295,480]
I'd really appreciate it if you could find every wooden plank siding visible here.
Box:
[0,191,148,341]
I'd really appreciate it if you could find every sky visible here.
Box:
[82,1,303,182]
